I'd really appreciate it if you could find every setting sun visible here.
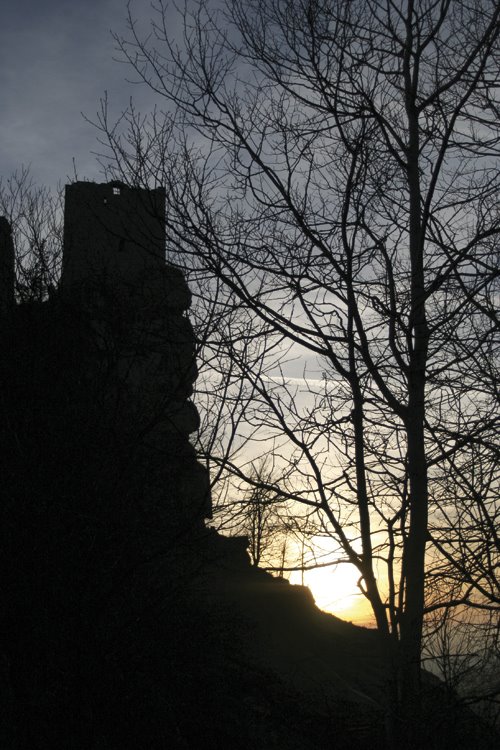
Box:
[290,563,374,626]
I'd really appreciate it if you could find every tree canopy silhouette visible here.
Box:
[92,0,499,743]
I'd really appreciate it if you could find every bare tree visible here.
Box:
[214,458,287,567]
[0,167,63,300]
[92,0,500,743]
[422,603,500,733]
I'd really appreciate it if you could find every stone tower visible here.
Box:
[61,180,166,297]
[60,180,210,525]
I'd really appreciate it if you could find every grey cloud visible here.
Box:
[0,0,150,188]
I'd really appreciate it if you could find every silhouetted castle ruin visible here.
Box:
[1,182,485,750]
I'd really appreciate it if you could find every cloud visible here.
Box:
[0,0,148,188]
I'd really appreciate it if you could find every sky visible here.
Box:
[0,0,161,190]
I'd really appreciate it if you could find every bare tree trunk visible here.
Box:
[399,29,430,737]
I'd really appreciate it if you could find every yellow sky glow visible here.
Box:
[290,563,376,627]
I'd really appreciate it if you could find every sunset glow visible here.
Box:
[290,563,375,626]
